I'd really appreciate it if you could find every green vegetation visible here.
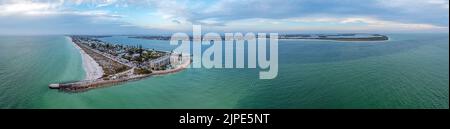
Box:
[72,36,176,78]
[134,68,152,75]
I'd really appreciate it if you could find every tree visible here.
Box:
[138,44,143,56]
[128,50,134,55]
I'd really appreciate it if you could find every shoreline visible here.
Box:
[279,38,391,43]
[66,37,104,80]
[49,56,191,92]
[50,36,191,92]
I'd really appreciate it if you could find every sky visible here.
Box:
[0,0,448,35]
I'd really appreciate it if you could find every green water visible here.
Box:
[0,34,448,109]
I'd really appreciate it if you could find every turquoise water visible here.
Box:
[0,34,448,109]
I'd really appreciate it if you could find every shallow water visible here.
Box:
[0,34,448,109]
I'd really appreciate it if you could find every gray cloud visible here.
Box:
[171,0,449,27]
[0,0,448,34]
[0,13,164,35]
[172,19,181,24]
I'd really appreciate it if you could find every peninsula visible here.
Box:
[130,34,389,41]
[49,36,191,92]
[279,34,389,41]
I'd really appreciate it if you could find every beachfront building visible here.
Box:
[170,53,182,65]
[138,53,182,70]
[72,36,186,71]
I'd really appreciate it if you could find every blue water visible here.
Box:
[0,33,448,109]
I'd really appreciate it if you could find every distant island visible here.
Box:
[279,34,389,41]
[129,33,389,41]
[49,36,191,92]
[129,36,172,40]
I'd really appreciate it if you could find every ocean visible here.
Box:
[0,33,448,109]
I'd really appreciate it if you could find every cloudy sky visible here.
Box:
[0,0,448,35]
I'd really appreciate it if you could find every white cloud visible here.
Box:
[0,0,122,20]
[0,0,63,16]
[218,16,448,32]
[290,17,447,30]
[1,0,448,34]
[378,0,449,11]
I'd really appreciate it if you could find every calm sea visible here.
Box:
[0,34,448,109]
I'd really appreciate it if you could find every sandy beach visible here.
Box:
[67,37,104,80]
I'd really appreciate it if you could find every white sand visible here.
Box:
[67,37,104,80]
